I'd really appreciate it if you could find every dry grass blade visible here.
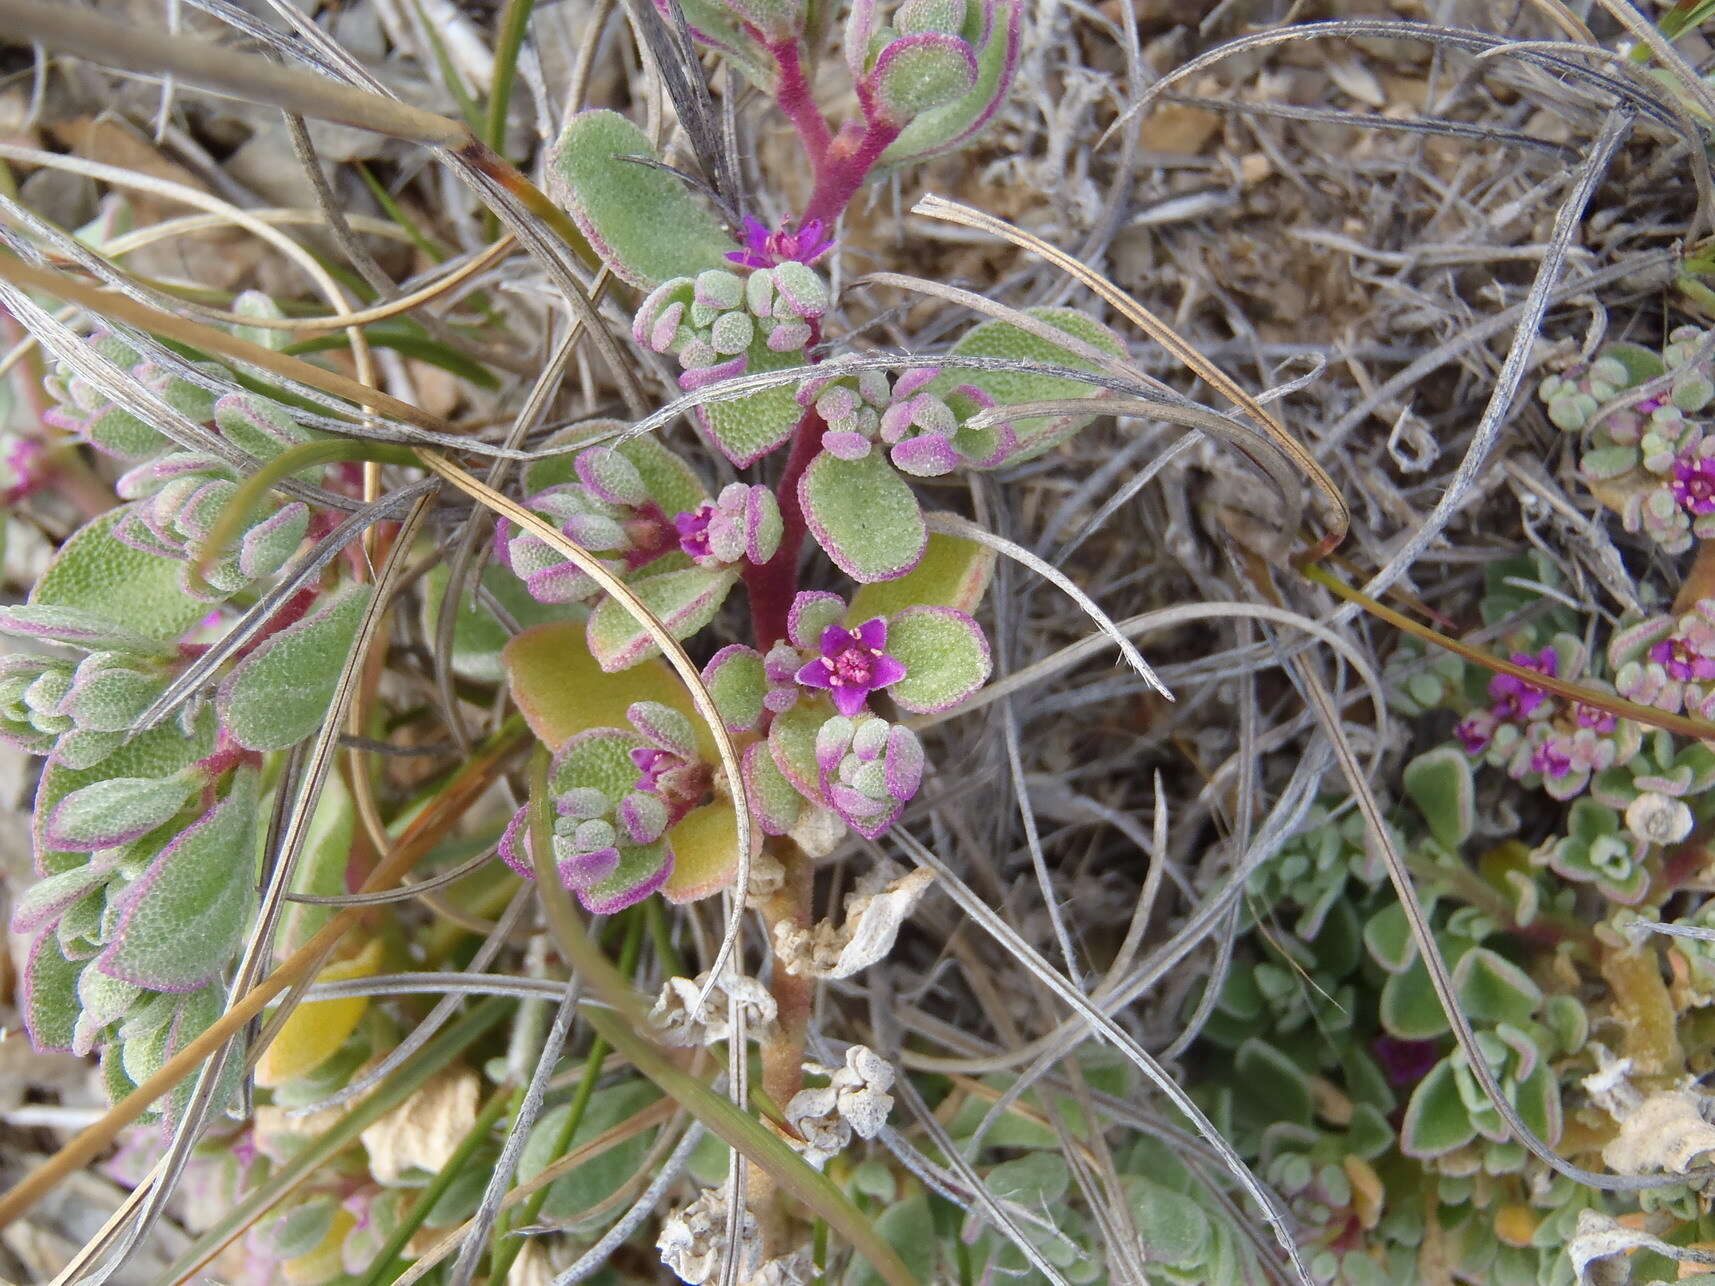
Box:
[910,193,1350,563]
[0,0,466,145]
[924,513,1169,698]
[889,828,1315,1286]
[0,249,462,440]
[1335,106,1635,613]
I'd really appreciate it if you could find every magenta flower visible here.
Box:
[1530,740,1573,779]
[795,618,907,717]
[1574,702,1618,733]
[727,215,835,271]
[1673,452,1715,515]
[1488,649,1557,720]
[674,507,714,561]
[1649,636,1715,683]
[1454,712,1494,754]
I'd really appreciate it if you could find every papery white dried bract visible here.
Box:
[650,970,778,1047]
[745,848,786,905]
[1601,1088,1715,1176]
[784,1043,896,1167]
[358,1066,479,1184]
[774,865,934,980]
[656,1187,764,1285]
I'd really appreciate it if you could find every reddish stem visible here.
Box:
[768,39,833,176]
[800,118,903,228]
[743,409,823,648]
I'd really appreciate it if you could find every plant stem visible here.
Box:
[800,120,902,227]
[757,841,815,1109]
[770,38,833,176]
[744,408,823,647]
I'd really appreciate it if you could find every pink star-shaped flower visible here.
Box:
[794,618,907,717]
[726,215,835,271]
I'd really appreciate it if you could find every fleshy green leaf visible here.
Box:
[867,33,978,123]
[662,799,746,903]
[1399,1059,1476,1158]
[33,716,215,876]
[504,621,710,755]
[884,607,991,714]
[849,527,994,618]
[984,1152,1069,1208]
[935,307,1126,465]
[1403,747,1475,850]
[520,1081,662,1228]
[1362,902,1418,974]
[32,508,213,640]
[98,767,260,992]
[585,567,738,672]
[1123,1176,1212,1268]
[1379,958,1450,1041]
[883,0,1020,164]
[580,840,673,913]
[698,342,805,467]
[702,645,766,732]
[845,1192,936,1286]
[800,450,927,583]
[218,585,374,751]
[743,740,805,835]
[768,702,829,804]
[10,863,114,933]
[1453,947,1541,1028]
[0,604,178,656]
[23,928,87,1051]
[523,422,709,515]
[45,773,197,851]
[549,110,738,288]
[1234,1038,1313,1130]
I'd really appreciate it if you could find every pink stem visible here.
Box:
[800,118,902,227]
[768,39,832,175]
[743,408,823,648]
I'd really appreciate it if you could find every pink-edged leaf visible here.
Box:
[865,32,979,125]
[578,840,673,914]
[45,772,197,852]
[22,926,87,1052]
[696,343,804,467]
[549,110,737,289]
[33,716,215,876]
[0,604,177,656]
[97,767,260,993]
[701,644,767,733]
[799,450,927,583]
[32,507,214,640]
[585,567,738,672]
[769,702,831,806]
[742,740,806,835]
[787,591,847,651]
[884,606,992,714]
[10,863,114,935]
[882,0,1020,164]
